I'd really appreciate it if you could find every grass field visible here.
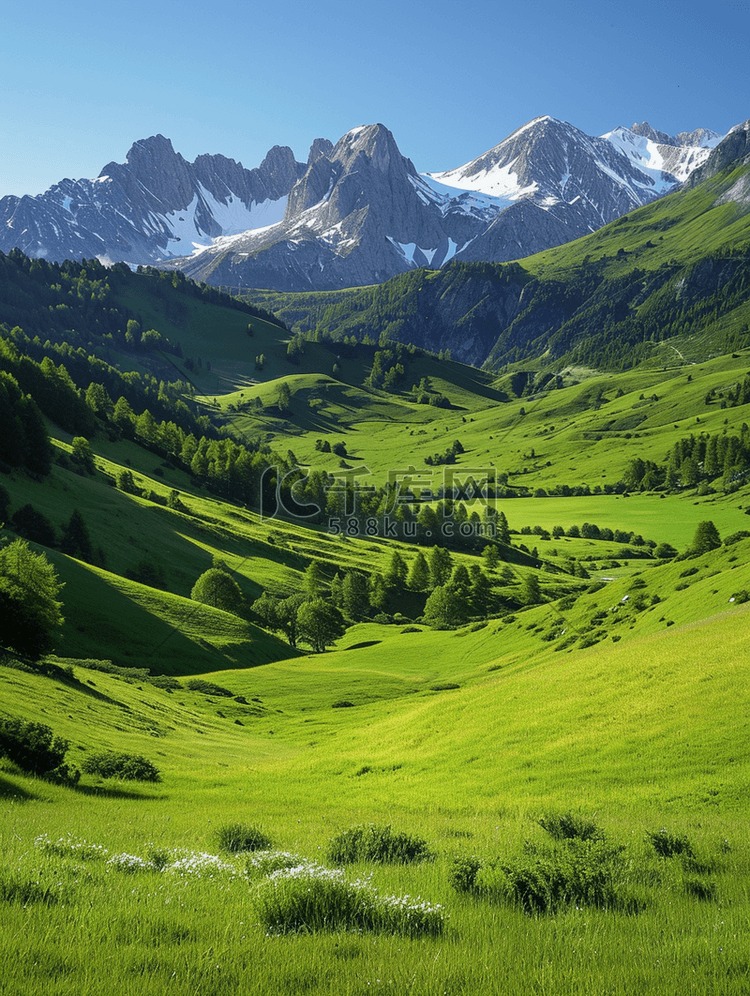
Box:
[2,595,749,995]
[3,261,750,993]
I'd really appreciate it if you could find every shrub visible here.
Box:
[645,828,693,858]
[537,811,603,842]
[253,863,444,936]
[497,838,637,915]
[186,678,233,697]
[724,530,750,546]
[148,675,181,690]
[81,750,160,782]
[217,823,272,853]
[448,855,482,894]
[0,717,71,777]
[327,823,433,865]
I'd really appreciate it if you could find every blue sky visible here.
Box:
[3,0,749,197]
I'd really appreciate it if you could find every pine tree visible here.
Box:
[428,546,452,588]
[60,509,94,563]
[520,572,542,605]
[407,552,430,591]
[384,550,408,588]
[368,572,389,613]
[690,520,721,555]
[482,543,500,570]
[303,560,325,598]
[342,571,369,620]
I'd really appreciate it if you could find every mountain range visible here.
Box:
[252,119,750,369]
[0,117,722,292]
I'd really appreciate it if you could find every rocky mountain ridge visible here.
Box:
[0,116,724,291]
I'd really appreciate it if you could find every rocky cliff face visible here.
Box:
[0,135,308,264]
[684,119,750,190]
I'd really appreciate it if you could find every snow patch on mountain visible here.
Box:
[160,189,288,257]
[425,159,538,200]
[602,126,713,188]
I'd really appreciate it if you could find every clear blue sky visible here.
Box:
[3,0,749,197]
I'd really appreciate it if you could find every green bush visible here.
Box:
[498,838,635,914]
[217,822,272,853]
[327,823,433,864]
[537,811,603,842]
[450,832,642,915]
[81,750,160,782]
[646,828,693,858]
[186,678,234,698]
[0,717,75,781]
[253,863,444,936]
[448,855,482,894]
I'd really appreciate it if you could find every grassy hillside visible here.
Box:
[1,592,749,995]
[2,250,750,994]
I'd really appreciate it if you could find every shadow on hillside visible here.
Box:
[0,774,36,801]
[71,782,166,800]
[51,551,294,675]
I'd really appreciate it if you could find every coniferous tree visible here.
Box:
[342,570,369,620]
[521,572,542,605]
[17,396,53,476]
[303,560,325,598]
[691,520,721,555]
[60,509,94,563]
[469,567,494,617]
[10,504,57,547]
[482,543,500,570]
[428,546,452,588]
[368,572,389,613]
[407,552,430,591]
[384,549,408,588]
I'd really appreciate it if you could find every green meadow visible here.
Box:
[2,243,750,993]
